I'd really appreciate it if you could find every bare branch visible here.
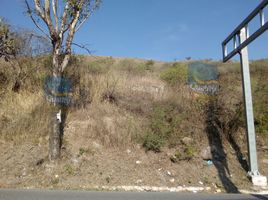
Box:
[25,0,52,40]
[71,42,94,55]
[33,0,45,19]
[59,3,69,39]
[44,0,56,36]
[61,5,83,71]
[75,11,91,32]
[52,0,59,33]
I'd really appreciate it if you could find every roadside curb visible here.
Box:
[84,185,268,194]
[239,187,268,195]
[89,185,211,193]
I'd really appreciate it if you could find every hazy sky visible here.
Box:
[1,0,268,61]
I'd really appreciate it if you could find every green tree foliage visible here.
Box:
[0,18,16,61]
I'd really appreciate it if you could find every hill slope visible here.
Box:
[0,56,268,192]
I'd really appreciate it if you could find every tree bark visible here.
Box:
[49,41,63,160]
[49,107,61,160]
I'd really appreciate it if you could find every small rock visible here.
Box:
[126,149,131,154]
[262,159,268,165]
[55,174,59,178]
[261,146,268,150]
[22,168,27,177]
[212,183,217,188]
[167,171,172,176]
[201,145,226,161]
[136,160,141,164]
[136,179,143,184]
[169,178,175,183]
[199,181,203,185]
[216,189,221,193]
[71,157,81,167]
[200,146,213,160]
[181,137,193,145]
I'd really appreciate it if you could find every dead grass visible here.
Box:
[1,55,268,152]
[0,90,50,142]
[1,56,268,191]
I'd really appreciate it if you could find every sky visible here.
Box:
[1,0,268,61]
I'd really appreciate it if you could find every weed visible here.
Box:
[51,177,60,185]
[105,176,111,183]
[79,147,88,156]
[143,102,184,152]
[170,145,196,162]
[143,131,165,152]
[64,164,75,175]
[184,145,196,160]
[170,150,182,163]
[203,176,210,184]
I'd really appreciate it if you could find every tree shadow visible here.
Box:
[205,99,239,193]
[228,131,249,172]
[215,100,249,173]
[251,194,268,200]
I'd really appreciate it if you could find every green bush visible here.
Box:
[143,131,165,152]
[170,145,196,162]
[145,59,154,71]
[64,164,74,175]
[117,59,149,75]
[143,102,184,152]
[160,63,187,85]
[184,145,196,159]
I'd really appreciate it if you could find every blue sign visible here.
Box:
[44,75,72,105]
[188,62,219,95]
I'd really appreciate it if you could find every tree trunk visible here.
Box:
[49,106,61,160]
[49,42,62,161]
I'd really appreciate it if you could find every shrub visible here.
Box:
[143,102,184,152]
[145,59,154,71]
[184,145,196,160]
[117,59,148,75]
[146,59,154,66]
[170,145,196,162]
[64,164,74,175]
[160,62,187,85]
[143,131,165,152]
[79,147,88,156]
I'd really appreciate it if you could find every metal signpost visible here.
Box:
[222,0,268,186]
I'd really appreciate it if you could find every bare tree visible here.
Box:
[25,0,101,160]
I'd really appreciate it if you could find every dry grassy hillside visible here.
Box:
[0,56,267,192]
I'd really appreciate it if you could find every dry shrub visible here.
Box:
[65,102,144,151]
[0,91,50,142]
